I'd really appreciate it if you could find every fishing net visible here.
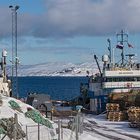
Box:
[0,127,6,134]
[0,117,26,139]
[8,100,22,112]
[25,109,53,129]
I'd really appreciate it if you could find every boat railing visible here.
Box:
[105,66,140,71]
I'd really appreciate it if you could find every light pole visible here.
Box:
[9,5,20,98]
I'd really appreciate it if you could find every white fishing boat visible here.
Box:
[88,30,140,113]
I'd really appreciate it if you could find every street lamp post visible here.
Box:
[9,5,20,98]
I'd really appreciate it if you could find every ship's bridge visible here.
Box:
[102,70,140,89]
[103,69,140,77]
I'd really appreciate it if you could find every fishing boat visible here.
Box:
[82,30,140,113]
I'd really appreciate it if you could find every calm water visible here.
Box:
[16,76,88,100]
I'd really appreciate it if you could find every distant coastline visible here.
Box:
[7,62,98,77]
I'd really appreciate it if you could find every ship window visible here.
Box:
[105,77,140,82]
[105,78,112,82]
[103,78,107,82]
[137,77,140,81]
[112,78,115,82]
[134,78,137,81]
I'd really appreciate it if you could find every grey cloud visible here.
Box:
[0,7,11,37]
[1,0,140,38]
[0,6,37,38]
[39,0,140,36]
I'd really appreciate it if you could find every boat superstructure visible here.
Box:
[88,30,140,113]
[102,65,140,92]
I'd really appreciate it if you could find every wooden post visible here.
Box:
[26,125,28,140]
[51,111,52,120]
[58,119,61,140]
[14,113,18,140]
[75,114,79,140]
[61,119,63,140]
[80,114,83,134]
[38,123,40,140]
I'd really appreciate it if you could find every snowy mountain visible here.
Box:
[7,62,99,76]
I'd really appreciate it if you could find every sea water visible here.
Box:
[16,76,88,100]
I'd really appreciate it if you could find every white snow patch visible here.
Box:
[1,96,140,140]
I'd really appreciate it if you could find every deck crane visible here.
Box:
[94,54,102,76]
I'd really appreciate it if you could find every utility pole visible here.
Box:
[9,5,20,98]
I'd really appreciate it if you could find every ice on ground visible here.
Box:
[1,96,140,140]
[0,95,57,140]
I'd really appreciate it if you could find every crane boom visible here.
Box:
[94,54,102,75]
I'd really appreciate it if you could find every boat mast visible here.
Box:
[107,38,111,64]
[117,30,128,66]
[121,30,124,65]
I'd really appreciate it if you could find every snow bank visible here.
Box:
[1,96,140,140]
[0,95,58,140]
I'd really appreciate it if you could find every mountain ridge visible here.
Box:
[7,62,99,76]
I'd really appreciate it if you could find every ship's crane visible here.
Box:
[94,54,102,76]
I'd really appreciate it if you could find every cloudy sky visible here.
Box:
[0,0,140,65]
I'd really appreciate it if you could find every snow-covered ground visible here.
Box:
[81,114,140,140]
[59,113,140,140]
[0,95,58,140]
[1,95,140,140]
